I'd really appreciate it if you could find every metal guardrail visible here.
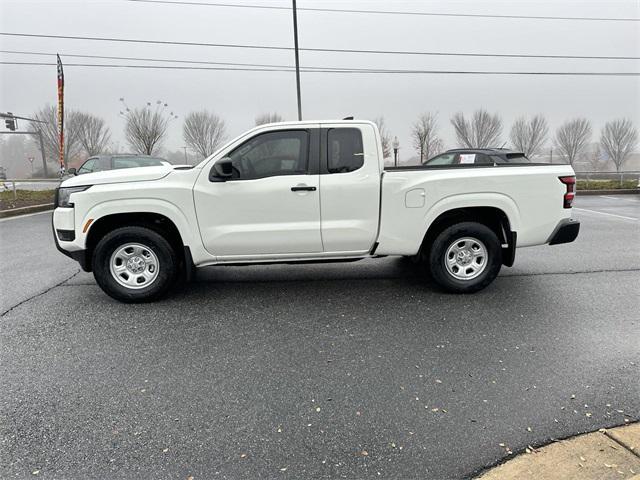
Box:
[1,178,61,200]
[574,171,640,188]
[2,171,639,201]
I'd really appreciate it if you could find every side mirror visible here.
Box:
[67,167,77,175]
[210,157,233,181]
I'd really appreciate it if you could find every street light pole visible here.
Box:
[292,0,302,121]
[393,136,400,167]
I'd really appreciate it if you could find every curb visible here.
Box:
[0,203,54,219]
[577,189,639,195]
[476,422,640,480]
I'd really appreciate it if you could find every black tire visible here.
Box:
[428,222,502,293]
[92,226,178,303]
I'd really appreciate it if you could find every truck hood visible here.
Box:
[60,165,177,187]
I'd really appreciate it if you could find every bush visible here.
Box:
[0,188,56,210]
[576,179,638,190]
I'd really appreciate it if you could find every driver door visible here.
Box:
[194,128,322,258]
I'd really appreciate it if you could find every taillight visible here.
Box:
[559,176,576,208]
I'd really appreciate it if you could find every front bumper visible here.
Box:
[52,212,91,271]
[548,218,580,245]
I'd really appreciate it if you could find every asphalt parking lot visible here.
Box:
[1,195,638,479]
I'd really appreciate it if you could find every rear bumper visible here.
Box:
[548,218,580,245]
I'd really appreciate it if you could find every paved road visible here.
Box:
[1,196,638,479]
[0,212,79,315]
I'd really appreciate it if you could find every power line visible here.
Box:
[0,49,449,72]
[2,61,638,76]
[0,49,316,70]
[0,61,292,72]
[1,32,638,60]
[126,0,640,22]
[3,50,639,76]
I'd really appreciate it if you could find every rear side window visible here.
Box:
[327,128,364,173]
[475,153,493,164]
[491,153,530,164]
[505,153,530,163]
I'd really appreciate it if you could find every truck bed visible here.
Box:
[376,163,575,255]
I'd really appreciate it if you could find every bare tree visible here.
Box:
[29,105,83,168]
[509,115,548,157]
[183,110,227,160]
[554,118,592,165]
[451,109,502,148]
[586,144,606,171]
[121,99,177,155]
[76,112,111,156]
[600,118,638,172]
[373,116,392,158]
[412,112,444,162]
[255,112,284,126]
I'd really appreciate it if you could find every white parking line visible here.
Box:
[599,195,640,202]
[0,210,51,223]
[573,207,638,222]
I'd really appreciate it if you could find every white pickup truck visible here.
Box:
[53,120,580,302]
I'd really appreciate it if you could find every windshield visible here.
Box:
[112,157,166,169]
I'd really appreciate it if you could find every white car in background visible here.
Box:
[66,154,171,177]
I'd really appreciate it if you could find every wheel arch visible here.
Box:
[84,211,189,274]
[420,201,517,267]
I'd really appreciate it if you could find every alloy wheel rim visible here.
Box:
[109,243,160,289]
[444,237,488,280]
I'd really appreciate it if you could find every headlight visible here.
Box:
[57,186,91,208]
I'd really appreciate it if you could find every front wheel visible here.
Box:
[428,222,502,293]
[92,226,178,302]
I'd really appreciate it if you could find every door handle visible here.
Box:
[291,185,317,192]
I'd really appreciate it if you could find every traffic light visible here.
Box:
[4,112,16,131]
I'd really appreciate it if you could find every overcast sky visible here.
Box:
[1,0,639,159]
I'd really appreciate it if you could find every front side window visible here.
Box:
[95,158,109,172]
[228,130,309,180]
[77,158,96,174]
[327,128,364,173]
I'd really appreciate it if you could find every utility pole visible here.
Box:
[292,0,302,121]
[38,130,48,177]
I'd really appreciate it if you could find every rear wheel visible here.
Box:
[428,222,502,293]
[92,226,178,302]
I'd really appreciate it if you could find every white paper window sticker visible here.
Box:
[459,154,476,164]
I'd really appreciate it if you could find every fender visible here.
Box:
[376,191,520,256]
[77,198,197,250]
[422,192,521,237]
